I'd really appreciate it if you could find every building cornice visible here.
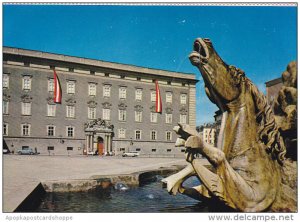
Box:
[3,46,198,83]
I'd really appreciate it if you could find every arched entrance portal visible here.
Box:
[97,137,104,156]
[84,118,114,156]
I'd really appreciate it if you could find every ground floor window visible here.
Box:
[135,130,142,140]
[3,123,8,136]
[120,148,125,152]
[48,146,54,151]
[136,148,141,151]
[21,124,31,136]
[180,114,187,124]
[47,125,55,136]
[152,149,156,152]
[118,128,126,139]
[66,126,74,137]
[67,147,73,151]
[150,130,157,140]
[167,149,172,152]
[166,131,172,141]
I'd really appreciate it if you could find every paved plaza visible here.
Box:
[3,155,193,212]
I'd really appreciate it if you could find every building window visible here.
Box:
[137,77,141,81]
[135,130,142,140]
[152,149,156,152]
[3,74,9,88]
[119,87,127,99]
[151,131,157,140]
[48,146,54,151]
[47,104,56,117]
[166,92,172,103]
[136,148,141,151]
[88,107,96,119]
[151,91,156,102]
[3,101,9,115]
[67,147,73,151]
[3,123,8,136]
[103,85,111,97]
[180,114,187,124]
[66,126,74,137]
[135,88,142,101]
[166,131,172,141]
[48,79,54,92]
[118,109,126,121]
[67,81,76,94]
[180,94,187,104]
[22,76,31,90]
[22,102,31,115]
[21,124,31,136]
[47,125,55,136]
[102,108,110,120]
[66,105,75,118]
[88,83,97,96]
[167,149,172,152]
[165,113,172,124]
[150,112,157,123]
[135,111,142,122]
[118,128,126,139]
[120,148,125,152]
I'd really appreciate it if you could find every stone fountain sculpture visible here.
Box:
[162,38,297,212]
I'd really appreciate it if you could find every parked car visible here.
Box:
[122,151,140,157]
[3,148,10,154]
[87,150,98,156]
[17,147,35,155]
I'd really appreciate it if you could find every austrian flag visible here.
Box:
[53,70,62,103]
[155,80,162,113]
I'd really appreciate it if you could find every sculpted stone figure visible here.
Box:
[162,38,296,212]
[273,61,297,160]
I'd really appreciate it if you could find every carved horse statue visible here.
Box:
[163,38,295,212]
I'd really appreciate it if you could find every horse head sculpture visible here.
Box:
[162,38,296,212]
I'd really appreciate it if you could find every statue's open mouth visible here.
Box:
[189,38,209,65]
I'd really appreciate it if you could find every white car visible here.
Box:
[122,151,140,157]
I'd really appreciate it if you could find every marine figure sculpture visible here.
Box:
[162,38,296,212]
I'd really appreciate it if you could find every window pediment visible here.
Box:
[150,105,156,112]
[65,98,76,106]
[21,94,32,102]
[87,100,97,108]
[180,107,188,115]
[102,102,112,109]
[46,97,56,105]
[134,105,143,112]
[3,90,10,101]
[118,103,127,110]
[165,107,173,114]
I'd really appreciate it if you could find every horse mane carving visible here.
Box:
[230,65,286,165]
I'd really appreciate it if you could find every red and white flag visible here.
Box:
[155,80,162,113]
[53,70,62,103]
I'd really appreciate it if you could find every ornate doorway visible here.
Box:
[84,118,114,155]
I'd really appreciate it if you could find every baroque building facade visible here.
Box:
[2,47,197,156]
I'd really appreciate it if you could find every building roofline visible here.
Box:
[3,46,197,82]
[265,77,282,87]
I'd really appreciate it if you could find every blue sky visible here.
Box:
[3,5,297,125]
